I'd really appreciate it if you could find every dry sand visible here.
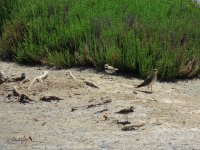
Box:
[0,61,200,150]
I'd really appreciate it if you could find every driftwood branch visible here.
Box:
[28,71,48,89]
[13,86,21,96]
[20,79,30,85]
[66,71,77,80]
[13,86,34,104]
[66,71,99,88]
[83,80,99,88]
[0,71,8,84]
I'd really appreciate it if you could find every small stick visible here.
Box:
[66,71,77,80]
[83,80,99,88]
[0,71,8,83]
[28,71,48,89]
[20,79,30,85]
[13,86,21,96]
[13,86,34,103]
[66,71,99,88]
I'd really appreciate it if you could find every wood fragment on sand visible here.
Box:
[13,86,21,96]
[83,80,99,88]
[66,71,77,80]
[66,71,99,88]
[28,71,48,89]
[13,86,34,104]
[20,79,30,85]
[0,71,8,83]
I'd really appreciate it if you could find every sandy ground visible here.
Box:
[0,61,200,150]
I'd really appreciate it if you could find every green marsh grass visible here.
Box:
[0,0,200,80]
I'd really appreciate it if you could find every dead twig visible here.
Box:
[12,86,34,104]
[83,80,99,88]
[66,71,77,80]
[20,79,30,85]
[66,71,99,88]
[0,71,8,84]
[28,71,48,89]
[13,86,21,96]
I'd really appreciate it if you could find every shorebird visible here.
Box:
[115,106,134,121]
[104,64,119,74]
[135,69,158,93]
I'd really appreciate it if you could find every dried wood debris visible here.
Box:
[28,71,48,89]
[66,71,99,88]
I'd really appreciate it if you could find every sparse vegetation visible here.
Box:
[0,0,200,80]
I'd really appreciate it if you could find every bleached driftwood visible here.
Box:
[13,86,21,96]
[83,80,99,88]
[66,71,99,88]
[28,71,48,89]
[13,86,34,104]
[20,79,30,85]
[0,71,8,84]
[66,71,77,80]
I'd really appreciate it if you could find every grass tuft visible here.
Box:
[0,0,199,80]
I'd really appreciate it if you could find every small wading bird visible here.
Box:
[135,69,158,93]
[115,106,134,121]
[104,64,119,74]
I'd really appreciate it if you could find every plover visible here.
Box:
[104,64,119,74]
[135,69,158,93]
[115,106,134,121]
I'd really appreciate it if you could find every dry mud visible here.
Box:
[0,61,200,150]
